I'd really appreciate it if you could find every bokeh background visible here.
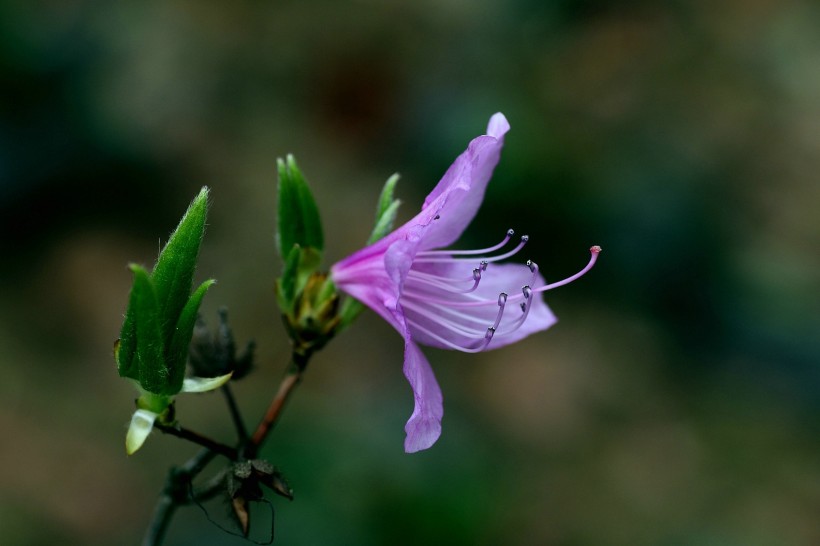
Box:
[2,1,819,544]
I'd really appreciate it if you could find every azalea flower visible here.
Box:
[331,113,600,453]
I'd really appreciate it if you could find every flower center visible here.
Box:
[400,229,600,353]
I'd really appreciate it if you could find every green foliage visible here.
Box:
[127,265,166,394]
[116,187,214,396]
[276,155,324,260]
[276,244,323,315]
[151,187,209,347]
[367,173,402,245]
[166,279,215,393]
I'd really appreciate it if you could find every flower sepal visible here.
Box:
[280,271,341,356]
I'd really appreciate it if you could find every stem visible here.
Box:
[248,351,310,451]
[143,449,216,546]
[221,383,248,442]
[154,423,238,460]
[143,349,313,544]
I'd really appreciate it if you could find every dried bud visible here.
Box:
[189,308,255,380]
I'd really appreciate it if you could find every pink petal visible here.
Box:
[486,112,511,138]
[415,114,510,250]
[402,337,444,453]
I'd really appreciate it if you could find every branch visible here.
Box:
[142,449,216,546]
[221,383,248,442]
[154,423,238,460]
[143,350,313,544]
[248,354,307,451]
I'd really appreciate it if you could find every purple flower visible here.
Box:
[331,113,600,453]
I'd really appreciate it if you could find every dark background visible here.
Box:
[1,1,819,544]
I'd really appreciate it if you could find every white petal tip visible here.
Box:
[126,409,158,455]
[181,372,233,393]
[487,113,510,139]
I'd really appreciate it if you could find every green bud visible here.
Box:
[116,187,214,397]
[114,189,235,455]
[276,155,324,260]
[281,272,340,356]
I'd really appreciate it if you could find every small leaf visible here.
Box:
[116,282,140,380]
[151,187,209,348]
[181,372,233,393]
[276,155,324,259]
[129,264,167,395]
[166,278,216,394]
[367,174,402,244]
[295,247,322,296]
[376,173,400,219]
[276,245,302,312]
[367,198,402,245]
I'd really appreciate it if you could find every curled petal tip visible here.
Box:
[486,113,510,138]
[126,409,158,455]
[181,372,233,393]
[404,424,442,453]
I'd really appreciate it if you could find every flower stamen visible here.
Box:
[416,229,514,257]
[531,246,600,294]
[414,234,528,264]
[406,261,486,293]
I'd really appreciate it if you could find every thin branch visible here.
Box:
[155,423,238,460]
[221,383,248,442]
[248,352,310,451]
[143,350,313,545]
[143,449,216,546]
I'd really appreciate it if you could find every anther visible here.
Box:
[434,214,441,220]
[520,286,532,313]
[590,245,602,254]
[521,235,529,243]
[486,327,496,338]
[480,260,488,271]
[506,228,515,237]
[472,268,481,281]
[526,260,535,272]
[498,292,508,305]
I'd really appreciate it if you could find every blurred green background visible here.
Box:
[1,1,819,544]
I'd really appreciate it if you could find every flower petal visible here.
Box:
[181,372,233,393]
[486,112,511,138]
[415,113,510,250]
[126,409,157,455]
[402,337,444,453]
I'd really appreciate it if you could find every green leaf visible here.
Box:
[276,245,302,312]
[151,187,209,348]
[128,265,167,395]
[376,173,400,219]
[116,278,140,381]
[166,279,216,393]
[367,198,402,245]
[367,174,402,244]
[276,155,324,260]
